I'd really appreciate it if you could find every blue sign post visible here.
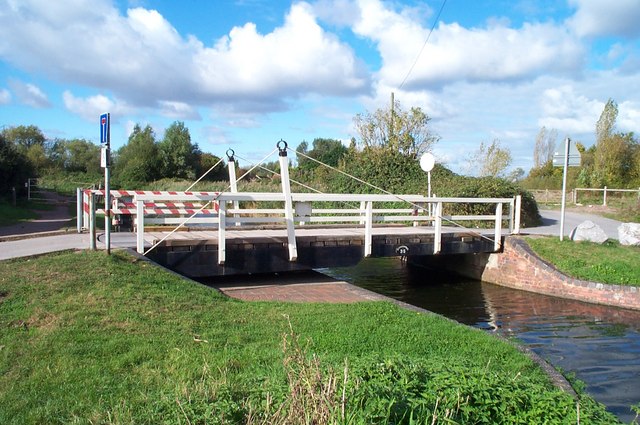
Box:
[100,113,111,254]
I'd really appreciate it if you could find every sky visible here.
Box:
[1,0,640,175]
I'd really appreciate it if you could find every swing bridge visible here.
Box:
[79,142,522,277]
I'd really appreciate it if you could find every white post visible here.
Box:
[433,201,442,254]
[218,201,226,265]
[76,188,82,233]
[359,201,366,225]
[278,141,297,262]
[83,190,89,230]
[559,137,570,241]
[513,195,521,235]
[603,186,607,206]
[104,169,111,255]
[89,193,96,250]
[227,152,240,226]
[136,199,144,254]
[494,203,503,251]
[364,201,373,257]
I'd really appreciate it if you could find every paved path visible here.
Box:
[0,191,75,237]
[523,209,624,239]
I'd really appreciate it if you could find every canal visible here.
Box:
[321,258,640,423]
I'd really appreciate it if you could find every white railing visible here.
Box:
[128,191,521,262]
[575,187,640,206]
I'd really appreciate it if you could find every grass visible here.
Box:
[0,199,54,227]
[525,236,640,286]
[0,250,619,424]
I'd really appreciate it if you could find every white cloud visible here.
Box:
[8,79,51,108]
[0,0,370,114]
[568,0,640,38]
[158,101,201,120]
[62,91,133,122]
[538,85,604,135]
[618,101,640,133]
[0,88,10,104]
[333,0,584,89]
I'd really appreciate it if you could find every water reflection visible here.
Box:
[322,258,640,423]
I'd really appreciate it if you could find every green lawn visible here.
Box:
[0,199,51,227]
[0,250,618,424]
[525,237,640,286]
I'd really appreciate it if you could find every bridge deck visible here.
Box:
[144,225,504,277]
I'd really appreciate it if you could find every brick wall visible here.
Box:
[454,237,640,311]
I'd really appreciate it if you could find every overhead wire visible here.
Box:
[399,0,448,90]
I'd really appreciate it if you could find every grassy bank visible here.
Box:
[0,250,618,424]
[0,199,53,227]
[525,237,640,286]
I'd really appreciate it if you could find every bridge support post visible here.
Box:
[278,141,298,261]
[433,201,442,254]
[218,201,226,265]
[364,201,373,257]
[494,203,502,251]
[513,195,521,234]
[227,151,240,226]
[89,192,96,250]
[136,199,144,254]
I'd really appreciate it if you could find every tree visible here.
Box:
[533,127,557,168]
[506,167,525,183]
[353,100,438,158]
[195,152,227,182]
[0,132,33,196]
[158,121,199,180]
[114,124,160,187]
[296,138,347,172]
[593,99,636,186]
[2,125,46,152]
[467,139,512,177]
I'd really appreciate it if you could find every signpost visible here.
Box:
[553,138,581,241]
[100,113,111,255]
[419,152,436,220]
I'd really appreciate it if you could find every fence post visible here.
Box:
[136,199,144,254]
[433,202,442,254]
[278,141,297,262]
[494,203,503,251]
[359,201,366,225]
[218,201,226,265]
[603,186,607,206]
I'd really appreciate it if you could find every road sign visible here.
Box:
[100,112,110,146]
[553,154,581,167]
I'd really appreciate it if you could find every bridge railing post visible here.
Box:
[89,192,96,250]
[364,201,373,257]
[227,151,241,227]
[218,201,226,265]
[136,198,144,254]
[433,201,442,254]
[494,202,502,251]
[278,141,298,261]
[513,195,521,234]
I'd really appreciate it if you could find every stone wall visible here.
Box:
[448,237,640,311]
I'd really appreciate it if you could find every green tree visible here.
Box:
[0,132,33,196]
[114,124,160,187]
[593,99,637,186]
[2,125,46,152]
[467,139,512,177]
[353,100,438,158]
[195,152,227,182]
[296,138,347,172]
[158,121,198,180]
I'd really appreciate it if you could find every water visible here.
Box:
[322,258,640,423]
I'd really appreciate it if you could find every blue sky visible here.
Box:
[1,0,640,175]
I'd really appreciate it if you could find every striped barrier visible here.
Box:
[80,189,220,230]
